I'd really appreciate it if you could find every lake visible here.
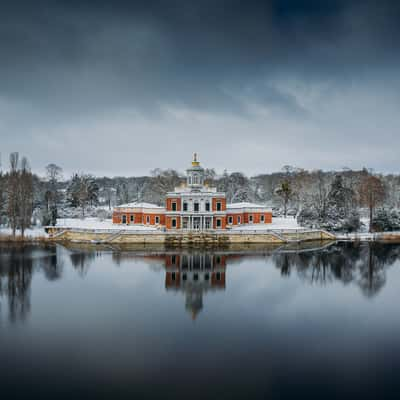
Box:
[1,242,400,399]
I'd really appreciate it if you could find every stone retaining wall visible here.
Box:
[47,227,336,245]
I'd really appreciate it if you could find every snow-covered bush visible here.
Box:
[372,209,400,231]
[298,208,361,232]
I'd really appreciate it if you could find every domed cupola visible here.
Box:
[186,153,204,191]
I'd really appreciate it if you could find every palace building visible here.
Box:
[112,154,272,230]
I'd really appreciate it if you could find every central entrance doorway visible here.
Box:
[192,217,201,230]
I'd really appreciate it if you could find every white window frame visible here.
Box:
[216,218,222,229]
[172,201,177,211]
[228,216,233,225]
[261,214,265,223]
[249,215,253,223]
[205,202,210,212]
[216,202,222,211]
[172,218,177,228]
[122,215,127,224]
[146,215,150,224]
[155,215,160,224]
[237,216,241,225]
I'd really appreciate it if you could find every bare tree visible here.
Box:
[0,158,5,222]
[359,174,386,232]
[45,163,63,225]
[7,152,20,237]
[149,169,182,204]
[18,157,34,238]
[310,170,331,220]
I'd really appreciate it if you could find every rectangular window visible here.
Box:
[171,272,176,281]
[194,202,199,212]
[216,202,222,211]
[172,218,177,228]
[205,202,210,211]
[261,214,265,223]
[172,202,177,211]
[237,216,241,224]
[122,215,127,224]
[130,215,134,223]
[216,218,222,228]
[249,215,253,223]
[171,255,176,265]
[146,216,150,224]
[155,216,160,224]
[228,216,233,225]
[183,202,188,211]
[216,272,221,281]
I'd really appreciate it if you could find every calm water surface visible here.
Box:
[1,242,400,399]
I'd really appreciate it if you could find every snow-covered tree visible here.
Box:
[275,179,293,218]
[67,174,99,217]
[359,173,386,232]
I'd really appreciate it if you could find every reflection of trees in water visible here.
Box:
[357,243,396,298]
[69,251,96,277]
[273,243,400,297]
[0,246,33,322]
[0,245,65,322]
[41,251,64,281]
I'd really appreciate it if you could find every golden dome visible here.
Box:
[191,152,200,167]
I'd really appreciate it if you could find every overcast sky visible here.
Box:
[1,0,399,177]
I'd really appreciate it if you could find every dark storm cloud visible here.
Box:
[1,0,399,114]
[1,0,400,174]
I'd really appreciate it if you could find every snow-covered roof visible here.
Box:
[227,202,270,209]
[115,202,164,209]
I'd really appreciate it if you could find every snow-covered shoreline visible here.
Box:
[0,226,48,241]
[2,217,400,243]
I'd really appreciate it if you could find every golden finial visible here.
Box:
[192,152,200,166]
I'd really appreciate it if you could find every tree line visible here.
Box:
[0,153,398,235]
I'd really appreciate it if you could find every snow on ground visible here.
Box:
[231,217,302,231]
[0,226,48,238]
[56,218,158,231]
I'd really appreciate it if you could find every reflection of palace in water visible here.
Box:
[164,253,226,319]
[2,242,400,323]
